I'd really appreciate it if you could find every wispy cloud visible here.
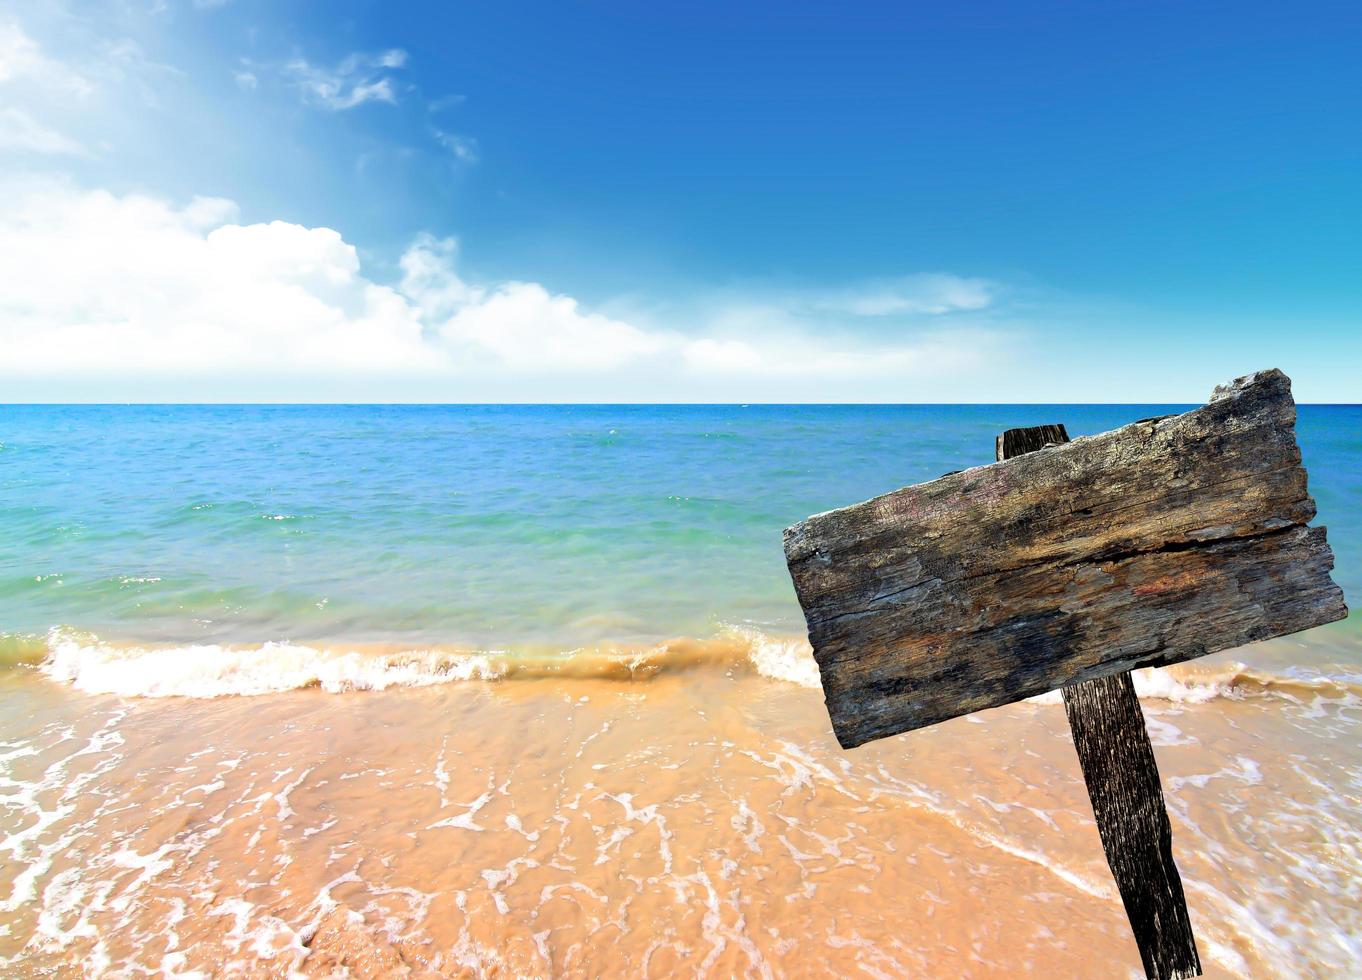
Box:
[0,20,94,96]
[427,93,467,113]
[809,274,994,317]
[0,22,102,160]
[279,48,408,110]
[432,128,479,163]
[0,106,86,155]
[0,18,178,122]
[235,43,478,166]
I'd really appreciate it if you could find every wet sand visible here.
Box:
[3,636,1359,977]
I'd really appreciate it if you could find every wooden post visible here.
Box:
[1000,424,1201,980]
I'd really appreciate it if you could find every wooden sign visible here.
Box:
[783,368,1347,979]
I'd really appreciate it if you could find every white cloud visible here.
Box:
[0,181,435,376]
[0,106,85,155]
[440,283,670,372]
[0,181,1007,398]
[281,49,408,110]
[398,234,483,315]
[400,234,674,373]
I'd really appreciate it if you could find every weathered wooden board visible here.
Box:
[784,369,1348,749]
[1002,424,1201,980]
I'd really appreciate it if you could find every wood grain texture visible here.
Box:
[1063,672,1202,980]
[784,369,1348,749]
[1002,425,1201,980]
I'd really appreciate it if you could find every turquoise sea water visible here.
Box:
[2,404,1358,658]
[4,404,1362,978]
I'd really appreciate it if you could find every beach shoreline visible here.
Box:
[3,629,1360,977]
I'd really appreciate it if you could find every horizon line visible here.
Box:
[5,401,1360,408]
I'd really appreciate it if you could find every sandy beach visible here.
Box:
[3,631,1360,977]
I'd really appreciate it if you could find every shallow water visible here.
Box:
[1,403,1359,976]
[4,403,1356,651]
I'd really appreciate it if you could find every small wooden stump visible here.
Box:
[783,369,1348,979]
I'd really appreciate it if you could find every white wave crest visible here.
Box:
[37,627,1354,705]
[1025,661,1362,707]
[39,630,503,698]
[728,627,822,688]
[1025,668,1237,706]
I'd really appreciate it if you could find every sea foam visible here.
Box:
[32,627,1360,705]
[39,630,504,698]
[33,627,822,698]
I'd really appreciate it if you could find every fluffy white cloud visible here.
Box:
[398,234,483,316]
[440,283,670,372]
[0,182,435,375]
[0,182,666,380]
[400,234,669,372]
[0,181,1006,398]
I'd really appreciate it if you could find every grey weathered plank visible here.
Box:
[784,369,1347,749]
[1003,424,1201,980]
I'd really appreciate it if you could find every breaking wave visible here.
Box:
[13,627,1361,705]
[25,627,821,698]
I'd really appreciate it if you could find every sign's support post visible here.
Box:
[1000,424,1202,980]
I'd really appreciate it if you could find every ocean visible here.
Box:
[2,403,1359,976]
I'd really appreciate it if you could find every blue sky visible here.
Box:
[1,0,1358,401]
